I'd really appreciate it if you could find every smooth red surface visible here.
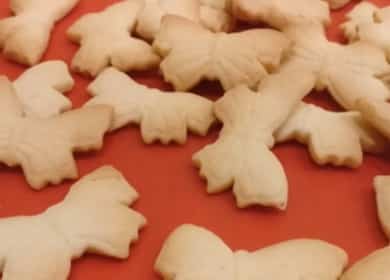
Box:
[0,0,389,279]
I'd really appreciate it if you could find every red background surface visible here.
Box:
[0,0,389,278]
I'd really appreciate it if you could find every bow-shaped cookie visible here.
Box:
[153,15,290,91]
[13,60,74,118]
[282,22,390,112]
[85,68,215,144]
[0,76,112,189]
[342,2,390,61]
[193,70,315,209]
[67,0,160,77]
[275,102,387,168]
[339,176,390,280]
[0,0,79,65]
[0,166,146,280]
[231,0,331,29]
[156,224,348,280]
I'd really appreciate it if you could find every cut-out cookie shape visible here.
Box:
[342,2,390,61]
[193,70,315,209]
[0,76,112,189]
[0,0,79,65]
[67,0,160,77]
[200,0,234,32]
[13,60,74,118]
[85,68,215,144]
[281,22,390,112]
[153,15,290,91]
[356,98,390,141]
[231,0,331,30]
[0,166,146,280]
[155,224,348,280]
[275,102,387,168]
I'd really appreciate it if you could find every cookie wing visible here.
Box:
[13,61,73,118]
[275,103,387,168]
[67,0,159,77]
[86,68,215,144]
[0,0,79,65]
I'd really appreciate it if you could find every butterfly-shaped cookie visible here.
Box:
[67,0,160,77]
[13,60,74,118]
[85,68,215,144]
[0,166,146,280]
[342,2,390,61]
[275,102,387,168]
[153,15,290,91]
[156,224,348,280]
[339,176,390,280]
[0,76,112,189]
[0,0,79,65]
[282,22,390,112]
[193,69,315,209]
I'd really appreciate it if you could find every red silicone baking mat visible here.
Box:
[0,0,389,279]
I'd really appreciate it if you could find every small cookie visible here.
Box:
[153,15,290,91]
[342,2,390,60]
[85,68,215,144]
[0,166,146,280]
[13,60,74,118]
[356,98,390,140]
[136,0,201,41]
[67,0,160,77]
[282,22,390,111]
[193,70,315,210]
[275,102,387,168]
[231,0,331,29]
[0,76,112,189]
[0,0,79,65]
[155,224,348,280]
[199,0,234,32]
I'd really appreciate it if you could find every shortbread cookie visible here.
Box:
[282,22,390,112]
[136,0,201,41]
[374,176,390,239]
[85,68,215,144]
[275,102,387,168]
[67,0,160,77]
[0,77,112,189]
[200,0,234,32]
[13,60,73,118]
[231,0,331,29]
[0,166,146,280]
[342,2,390,60]
[153,16,290,91]
[156,224,348,280]
[356,98,390,140]
[0,0,79,65]
[193,70,315,209]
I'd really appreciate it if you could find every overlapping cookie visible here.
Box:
[275,102,387,168]
[0,166,146,280]
[0,0,79,65]
[156,224,348,280]
[199,0,234,32]
[342,2,390,60]
[193,69,315,209]
[67,0,160,77]
[85,68,215,144]
[0,76,112,189]
[153,15,290,91]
